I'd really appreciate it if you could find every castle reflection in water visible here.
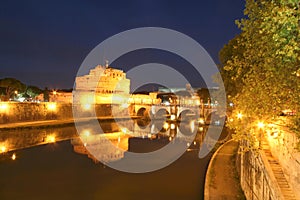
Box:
[0,118,214,164]
[71,119,208,164]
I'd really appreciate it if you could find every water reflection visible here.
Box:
[71,119,208,164]
[0,119,210,164]
[0,126,77,153]
[71,131,129,163]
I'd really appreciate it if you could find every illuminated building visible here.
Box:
[74,64,130,105]
[75,65,130,94]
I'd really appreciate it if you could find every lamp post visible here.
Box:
[257,121,265,149]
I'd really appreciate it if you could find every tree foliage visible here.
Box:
[220,0,300,145]
[0,78,26,101]
[26,85,43,98]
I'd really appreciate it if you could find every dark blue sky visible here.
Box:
[0,0,245,89]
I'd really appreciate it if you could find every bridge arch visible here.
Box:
[178,109,197,122]
[154,108,170,120]
[137,107,150,118]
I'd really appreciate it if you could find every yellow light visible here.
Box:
[198,118,205,124]
[169,137,172,141]
[163,122,169,130]
[47,102,57,111]
[170,124,175,130]
[83,130,90,137]
[11,153,16,160]
[1,145,6,153]
[199,127,204,132]
[190,120,195,132]
[257,121,265,129]
[237,113,243,119]
[0,103,9,113]
[14,90,18,95]
[53,91,57,95]
[170,114,176,121]
[46,135,56,143]
[121,128,128,134]
[82,104,91,111]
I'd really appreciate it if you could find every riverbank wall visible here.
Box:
[239,148,283,199]
[238,128,300,200]
[0,102,132,124]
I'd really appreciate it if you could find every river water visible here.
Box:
[0,119,228,200]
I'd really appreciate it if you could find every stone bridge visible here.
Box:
[131,103,218,124]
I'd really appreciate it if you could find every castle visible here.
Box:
[74,64,130,105]
[75,64,130,94]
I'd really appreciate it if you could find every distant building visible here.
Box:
[50,91,73,103]
[75,65,130,94]
[74,65,131,105]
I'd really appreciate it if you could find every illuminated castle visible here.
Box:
[75,64,130,94]
[74,64,130,105]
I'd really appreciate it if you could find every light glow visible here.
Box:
[1,145,7,153]
[121,128,128,134]
[11,153,16,160]
[170,124,175,130]
[46,135,56,143]
[237,113,243,119]
[0,103,9,113]
[257,121,265,129]
[82,104,91,111]
[190,120,195,132]
[163,122,169,130]
[83,130,90,137]
[170,114,176,121]
[47,102,57,111]
[198,118,205,124]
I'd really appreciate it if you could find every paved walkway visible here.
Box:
[204,140,244,200]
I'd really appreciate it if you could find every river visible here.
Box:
[0,119,228,200]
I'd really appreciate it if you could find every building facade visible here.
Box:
[75,65,130,94]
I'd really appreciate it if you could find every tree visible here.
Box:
[26,85,43,98]
[0,78,26,101]
[43,87,50,102]
[220,0,300,147]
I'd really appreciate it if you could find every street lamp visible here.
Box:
[237,113,243,120]
[257,121,265,129]
[257,121,265,149]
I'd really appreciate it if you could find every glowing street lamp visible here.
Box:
[257,121,265,149]
[237,113,243,119]
[0,103,9,113]
[46,135,56,143]
[257,121,265,129]
[47,102,57,111]
[1,145,6,153]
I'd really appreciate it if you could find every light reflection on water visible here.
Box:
[0,119,227,200]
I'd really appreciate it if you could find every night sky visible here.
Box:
[0,0,245,89]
